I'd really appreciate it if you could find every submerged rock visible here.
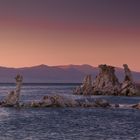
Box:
[76,98,95,107]
[41,96,55,107]
[18,95,111,109]
[76,98,111,108]
[94,99,111,108]
[26,95,80,108]
[30,101,43,108]
[131,103,140,109]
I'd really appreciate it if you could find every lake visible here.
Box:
[0,83,140,140]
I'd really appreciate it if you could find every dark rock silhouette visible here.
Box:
[20,95,111,108]
[74,75,94,95]
[94,99,111,108]
[41,95,79,107]
[1,75,23,107]
[132,103,140,109]
[0,75,111,108]
[93,64,121,95]
[74,64,139,96]
[120,64,138,96]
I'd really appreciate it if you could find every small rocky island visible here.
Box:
[74,64,139,96]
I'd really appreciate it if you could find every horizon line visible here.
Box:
[0,63,139,73]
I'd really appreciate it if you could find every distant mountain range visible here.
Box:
[0,64,140,83]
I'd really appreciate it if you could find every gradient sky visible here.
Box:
[0,0,140,71]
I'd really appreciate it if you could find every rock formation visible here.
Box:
[93,64,121,95]
[41,95,79,107]
[74,75,94,95]
[94,99,111,108]
[132,103,140,109]
[20,95,80,108]
[2,75,23,107]
[18,94,111,108]
[0,74,111,108]
[120,64,138,96]
[74,64,139,96]
[75,98,111,108]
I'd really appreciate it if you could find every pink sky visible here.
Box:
[0,0,139,71]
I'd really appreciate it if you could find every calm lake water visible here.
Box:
[0,83,140,140]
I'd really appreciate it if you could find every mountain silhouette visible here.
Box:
[0,64,139,83]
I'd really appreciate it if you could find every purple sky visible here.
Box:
[0,0,140,71]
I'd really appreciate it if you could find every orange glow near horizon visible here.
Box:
[0,26,139,71]
[0,1,140,71]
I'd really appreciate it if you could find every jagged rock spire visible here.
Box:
[123,64,133,82]
[93,64,121,95]
[74,75,94,95]
[2,75,23,107]
[74,64,139,96]
[121,64,138,96]
[15,75,23,103]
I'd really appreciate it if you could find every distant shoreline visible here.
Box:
[0,82,139,86]
[0,83,82,86]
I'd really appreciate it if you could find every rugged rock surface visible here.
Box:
[0,74,111,108]
[1,75,23,107]
[76,98,111,108]
[131,103,140,109]
[74,75,94,95]
[94,99,111,108]
[120,64,138,96]
[19,95,111,108]
[21,95,80,108]
[41,95,79,107]
[93,65,121,95]
[74,64,139,96]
